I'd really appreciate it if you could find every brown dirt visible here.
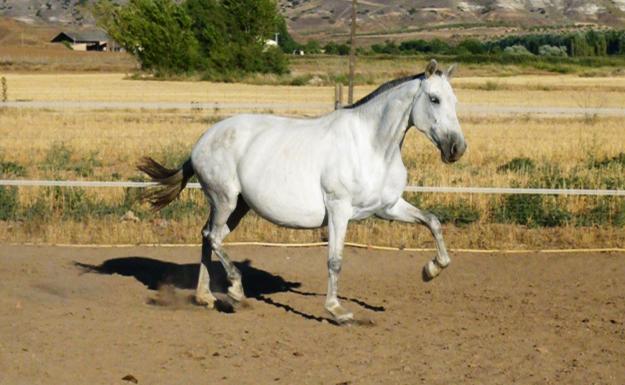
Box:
[0,245,624,385]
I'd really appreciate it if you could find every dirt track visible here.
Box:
[0,245,624,385]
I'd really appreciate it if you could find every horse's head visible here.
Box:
[411,59,467,164]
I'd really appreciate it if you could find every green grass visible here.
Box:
[493,194,572,228]
[2,142,625,229]
[0,187,18,220]
[497,157,536,174]
[0,160,26,177]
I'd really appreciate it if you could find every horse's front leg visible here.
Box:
[378,198,450,280]
[325,198,353,323]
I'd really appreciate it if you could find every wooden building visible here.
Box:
[51,30,117,51]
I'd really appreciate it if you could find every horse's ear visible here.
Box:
[446,63,458,79]
[425,59,437,78]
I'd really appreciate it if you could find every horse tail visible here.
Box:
[137,156,195,210]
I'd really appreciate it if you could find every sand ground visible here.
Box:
[0,245,623,385]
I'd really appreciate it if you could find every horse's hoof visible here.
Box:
[214,299,235,313]
[335,312,354,325]
[227,284,245,302]
[194,293,217,309]
[422,265,434,282]
[326,304,354,324]
[422,260,441,282]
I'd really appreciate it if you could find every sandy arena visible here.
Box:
[0,245,623,384]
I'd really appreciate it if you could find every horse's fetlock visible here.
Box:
[328,257,342,273]
[229,268,242,282]
[325,298,340,309]
[208,233,222,248]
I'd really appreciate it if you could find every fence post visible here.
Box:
[1,77,7,103]
[347,0,357,105]
[334,83,344,110]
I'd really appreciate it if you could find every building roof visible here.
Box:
[51,30,110,43]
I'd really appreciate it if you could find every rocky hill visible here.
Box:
[0,0,96,25]
[1,0,624,42]
[281,0,625,41]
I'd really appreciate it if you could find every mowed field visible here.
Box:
[4,72,625,107]
[0,245,624,385]
[1,72,625,249]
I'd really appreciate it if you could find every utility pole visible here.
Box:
[348,0,357,104]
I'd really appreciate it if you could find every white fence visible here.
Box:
[1,179,624,196]
[2,101,625,117]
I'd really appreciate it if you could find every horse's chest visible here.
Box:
[346,177,400,219]
[342,156,406,219]
[349,186,395,219]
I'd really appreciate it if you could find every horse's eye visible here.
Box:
[429,96,440,104]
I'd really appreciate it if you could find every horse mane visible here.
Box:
[344,72,427,109]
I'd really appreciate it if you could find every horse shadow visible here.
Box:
[74,256,384,324]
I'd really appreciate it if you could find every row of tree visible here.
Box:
[367,30,625,57]
[94,0,290,76]
[494,30,625,57]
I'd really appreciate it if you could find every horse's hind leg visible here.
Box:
[208,195,249,302]
[195,217,218,307]
[195,195,249,307]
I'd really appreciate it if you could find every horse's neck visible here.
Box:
[351,81,419,158]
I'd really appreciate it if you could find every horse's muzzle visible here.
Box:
[441,134,467,164]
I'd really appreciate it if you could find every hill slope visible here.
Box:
[1,0,624,43]
[281,0,625,40]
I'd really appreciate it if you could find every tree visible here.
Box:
[94,0,289,76]
[370,40,399,55]
[184,0,227,69]
[457,38,487,55]
[324,42,350,55]
[538,45,568,57]
[399,39,429,53]
[221,0,277,45]
[304,40,321,54]
[570,32,592,57]
[275,17,300,54]
[503,45,534,56]
[219,0,287,74]
[592,32,607,56]
[428,39,451,54]
[95,0,200,74]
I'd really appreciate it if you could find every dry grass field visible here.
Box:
[3,72,625,109]
[1,73,625,249]
[0,46,137,73]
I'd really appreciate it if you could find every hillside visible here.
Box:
[282,1,625,37]
[0,0,95,26]
[1,0,625,44]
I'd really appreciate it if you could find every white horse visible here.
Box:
[139,59,466,323]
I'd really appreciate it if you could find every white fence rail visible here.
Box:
[2,101,625,117]
[1,179,624,196]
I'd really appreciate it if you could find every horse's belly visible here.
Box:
[239,153,326,228]
[242,183,326,228]
[236,124,330,228]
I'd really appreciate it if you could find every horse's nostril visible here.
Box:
[450,142,457,156]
